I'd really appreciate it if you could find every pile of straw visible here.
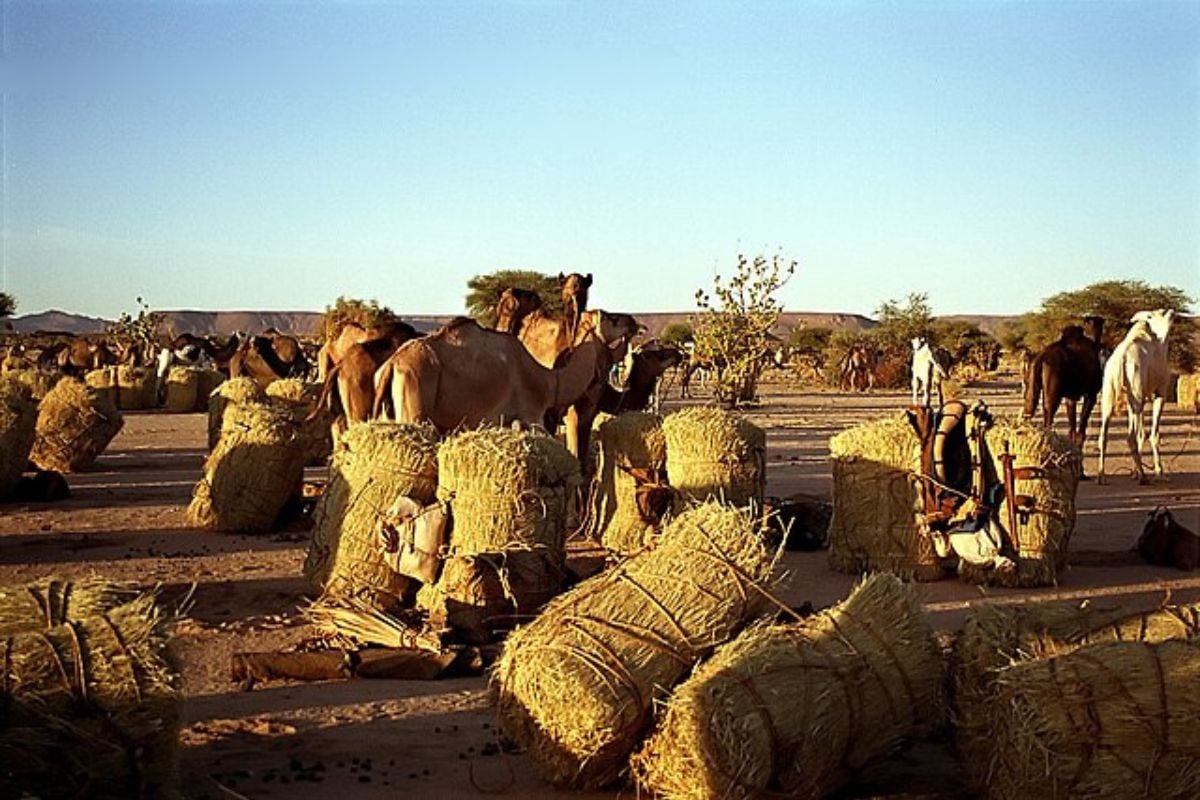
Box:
[585,411,666,554]
[1178,373,1199,413]
[632,574,944,800]
[304,422,439,609]
[206,376,265,449]
[493,502,778,789]
[0,577,137,636]
[953,599,1200,793]
[828,412,942,580]
[436,426,582,557]
[0,378,38,499]
[986,639,1200,799]
[6,369,62,401]
[662,407,765,508]
[30,378,124,473]
[958,416,1079,588]
[116,365,157,410]
[187,401,304,532]
[266,378,333,466]
[85,366,120,408]
[162,365,201,412]
[0,587,181,799]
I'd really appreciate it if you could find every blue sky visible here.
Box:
[2,1,1197,320]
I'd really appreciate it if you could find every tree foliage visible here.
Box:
[873,292,935,350]
[0,292,15,318]
[107,297,165,362]
[465,270,563,328]
[787,325,832,357]
[659,322,694,349]
[693,252,796,406]
[322,296,398,340]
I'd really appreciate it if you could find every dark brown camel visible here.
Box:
[170,333,243,371]
[229,335,309,387]
[1023,316,1104,447]
[600,344,683,414]
[313,329,420,426]
[56,338,118,376]
[494,288,543,334]
[559,272,592,343]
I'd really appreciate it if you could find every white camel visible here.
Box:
[1097,309,1175,484]
[910,336,947,408]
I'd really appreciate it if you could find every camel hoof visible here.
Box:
[1079,473,1093,482]
[1137,475,1151,486]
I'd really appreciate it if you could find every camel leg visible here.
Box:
[1064,400,1078,446]
[1149,395,1166,477]
[1097,407,1110,484]
[1126,396,1146,484]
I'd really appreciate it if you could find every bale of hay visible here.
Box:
[1178,373,1199,413]
[84,366,120,408]
[436,426,582,558]
[957,416,1079,588]
[493,502,778,789]
[7,369,62,401]
[0,577,138,636]
[416,550,564,643]
[162,365,201,412]
[303,422,439,609]
[0,594,181,799]
[632,574,944,800]
[952,599,1200,792]
[206,376,265,449]
[29,378,124,473]
[187,401,304,532]
[662,407,765,508]
[194,369,225,412]
[116,365,156,410]
[985,639,1200,800]
[266,378,333,466]
[585,412,667,555]
[0,378,38,499]
[828,412,943,581]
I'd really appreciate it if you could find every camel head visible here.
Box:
[1129,308,1174,341]
[559,272,593,326]
[911,336,926,352]
[578,310,641,347]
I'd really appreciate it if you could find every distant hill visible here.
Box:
[9,309,113,334]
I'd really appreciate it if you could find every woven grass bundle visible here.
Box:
[29,377,124,473]
[162,365,201,412]
[437,426,582,557]
[953,599,1200,792]
[632,573,944,800]
[1178,373,1199,413]
[304,422,439,608]
[195,369,225,412]
[662,407,765,508]
[493,502,778,789]
[266,378,333,466]
[0,577,138,636]
[417,551,564,642]
[828,412,942,581]
[187,401,304,532]
[206,376,265,449]
[585,412,666,554]
[0,378,37,499]
[116,365,156,410]
[7,368,62,401]
[985,639,1200,800]
[0,593,182,799]
[84,366,120,408]
[958,416,1078,588]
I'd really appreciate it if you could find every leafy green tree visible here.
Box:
[930,319,1001,370]
[0,292,15,318]
[465,270,562,328]
[659,322,694,349]
[107,297,165,364]
[788,325,832,357]
[693,252,796,406]
[874,292,935,350]
[322,296,397,340]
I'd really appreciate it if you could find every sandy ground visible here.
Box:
[2,373,1198,799]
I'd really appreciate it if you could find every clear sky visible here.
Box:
[2,1,1197,320]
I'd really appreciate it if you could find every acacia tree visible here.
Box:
[321,296,397,340]
[874,292,935,350]
[0,292,15,318]
[107,297,165,363]
[465,270,562,328]
[659,322,694,349]
[693,252,796,406]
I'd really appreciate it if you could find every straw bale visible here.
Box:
[84,366,120,408]
[417,550,564,642]
[115,365,156,410]
[493,502,778,789]
[162,365,201,412]
[828,412,943,581]
[437,426,582,558]
[7,368,62,401]
[194,369,225,412]
[0,594,181,799]
[984,639,1200,800]
[266,378,333,466]
[632,574,944,800]
[0,378,38,499]
[662,407,765,508]
[952,599,1200,793]
[187,401,304,532]
[206,376,265,449]
[304,422,439,609]
[29,378,123,473]
[1178,373,1199,413]
[957,416,1079,587]
[585,412,666,555]
[0,577,138,636]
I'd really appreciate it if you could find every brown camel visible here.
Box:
[228,335,307,388]
[170,333,243,371]
[317,319,416,381]
[839,344,878,391]
[679,351,723,399]
[494,288,543,334]
[56,338,119,376]
[372,313,633,436]
[1023,316,1104,447]
[313,330,420,426]
[559,272,592,343]
[600,343,683,414]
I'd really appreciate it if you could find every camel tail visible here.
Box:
[1099,356,1122,420]
[309,362,342,423]
[372,359,395,420]
[1022,356,1043,419]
